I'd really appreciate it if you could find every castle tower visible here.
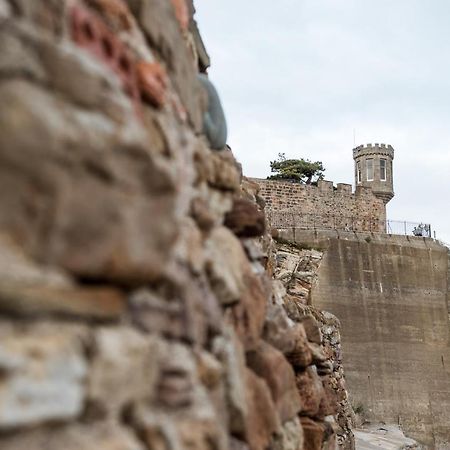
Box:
[353,143,394,204]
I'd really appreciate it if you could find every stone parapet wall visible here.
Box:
[251,178,386,233]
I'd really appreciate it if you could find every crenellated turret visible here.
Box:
[353,143,394,204]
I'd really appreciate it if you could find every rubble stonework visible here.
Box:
[274,243,355,450]
[0,1,353,449]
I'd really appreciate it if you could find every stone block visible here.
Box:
[224,198,266,238]
[300,417,325,450]
[230,438,250,450]
[10,0,65,34]
[0,322,87,429]
[0,283,126,321]
[173,217,205,274]
[152,341,197,409]
[129,288,186,337]
[88,327,160,418]
[131,342,228,450]
[177,419,228,450]
[317,375,338,418]
[129,272,215,347]
[271,417,304,450]
[136,61,168,108]
[244,368,280,450]
[299,315,322,344]
[0,79,180,285]
[196,350,223,390]
[225,269,268,351]
[207,148,241,191]
[295,367,325,417]
[308,342,327,365]
[0,236,126,320]
[246,341,302,423]
[263,303,296,355]
[190,197,216,231]
[241,239,266,263]
[206,227,248,306]
[213,330,247,437]
[285,324,313,370]
[0,234,71,288]
[0,422,146,450]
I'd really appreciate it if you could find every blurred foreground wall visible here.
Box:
[0,1,354,449]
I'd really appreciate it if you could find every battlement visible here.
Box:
[249,178,373,197]
[353,143,394,158]
[251,178,376,198]
[251,177,386,232]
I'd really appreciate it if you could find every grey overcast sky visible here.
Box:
[196,0,450,244]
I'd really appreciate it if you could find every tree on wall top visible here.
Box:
[267,153,325,184]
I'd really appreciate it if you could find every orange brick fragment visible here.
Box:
[70,3,141,117]
[136,61,168,108]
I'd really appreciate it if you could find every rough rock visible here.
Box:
[224,198,266,238]
[206,226,248,306]
[300,315,322,344]
[286,323,313,369]
[0,283,126,321]
[263,303,297,355]
[295,366,325,417]
[244,368,280,450]
[246,341,302,423]
[0,322,87,429]
[0,422,146,450]
[88,327,160,418]
[0,79,180,285]
[226,269,268,351]
[300,417,326,450]
[272,417,304,450]
[213,330,248,436]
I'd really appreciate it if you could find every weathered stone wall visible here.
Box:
[274,243,355,449]
[0,2,351,450]
[251,178,386,233]
[278,229,450,449]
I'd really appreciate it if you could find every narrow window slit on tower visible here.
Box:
[366,158,374,181]
[380,158,387,181]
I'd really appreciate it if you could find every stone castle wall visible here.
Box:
[251,178,386,233]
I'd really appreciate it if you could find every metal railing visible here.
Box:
[267,211,432,237]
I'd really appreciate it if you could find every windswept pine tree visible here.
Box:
[268,153,325,184]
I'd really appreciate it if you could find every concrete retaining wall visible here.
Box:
[278,229,450,449]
